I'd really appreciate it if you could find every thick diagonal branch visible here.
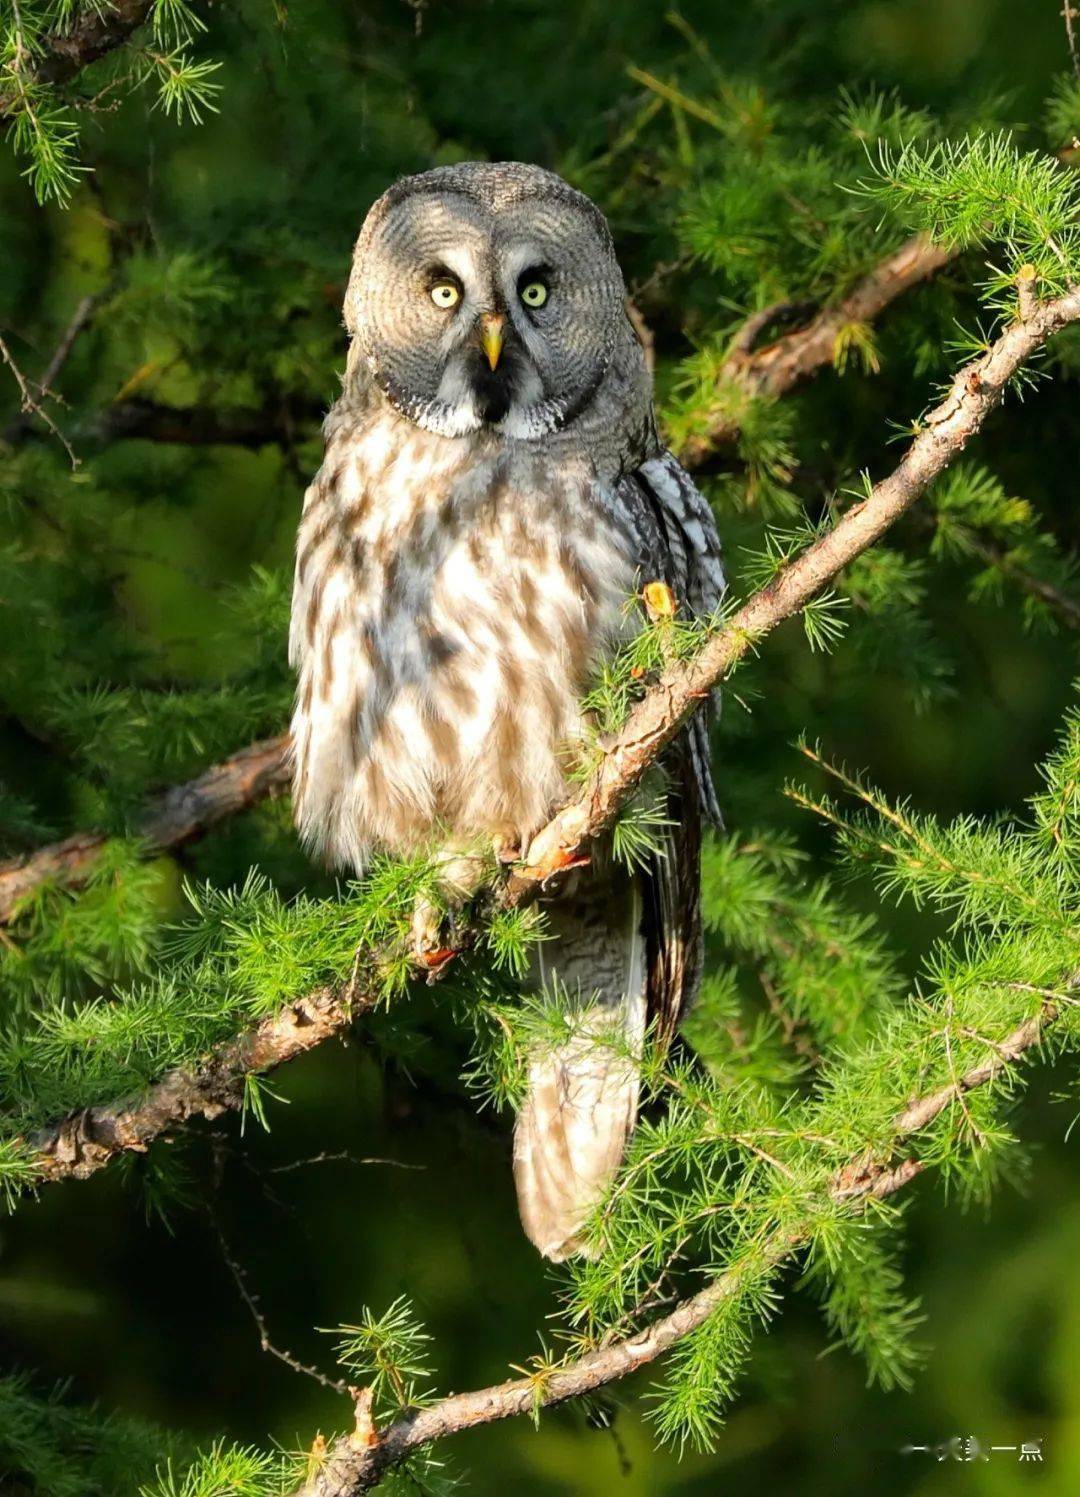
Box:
[296,994,1062,1495]
[0,239,955,914]
[526,285,1080,872]
[28,983,351,1181]
[0,735,290,924]
[21,285,1080,1188]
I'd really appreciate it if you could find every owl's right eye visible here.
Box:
[429,280,461,310]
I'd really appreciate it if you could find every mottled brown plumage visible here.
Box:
[290,163,724,1259]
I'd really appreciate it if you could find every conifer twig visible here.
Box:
[0,734,290,925]
[1,293,96,448]
[914,502,1080,631]
[677,233,955,469]
[294,995,1061,1495]
[0,0,155,118]
[209,1199,352,1397]
[0,331,78,465]
[21,282,1080,1186]
[1064,0,1080,79]
[961,531,1080,629]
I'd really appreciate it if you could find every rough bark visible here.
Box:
[29,984,356,1181]
[0,735,290,924]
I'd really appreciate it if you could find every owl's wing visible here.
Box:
[613,450,726,1044]
[513,450,724,1255]
[619,449,726,824]
[633,451,727,620]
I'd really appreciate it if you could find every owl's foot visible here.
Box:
[492,831,521,865]
[410,895,459,973]
[518,805,591,886]
[409,845,493,974]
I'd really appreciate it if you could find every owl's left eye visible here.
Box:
[429,280,461,310]
[520,279,549,309]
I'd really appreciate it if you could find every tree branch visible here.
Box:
[296,995,1061,1495]
[21,284,1080,1188]
[94,396,324,449]
[0,331,79,465]
[676,233,955,470]
[912,506,1080,630]
[963,531,1080,629]
[0,734,290,924]
[527,285,1080,871]
[0,0,155,121]
[28,982,352,1180]
[0,237,993,919]
[0,293,97,451]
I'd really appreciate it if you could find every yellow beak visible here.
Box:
[480,313,505,371]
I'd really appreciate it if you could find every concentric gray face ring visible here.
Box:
[346,163,626,440]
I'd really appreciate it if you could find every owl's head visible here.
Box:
[345,162,628,440]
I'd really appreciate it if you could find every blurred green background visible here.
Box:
[1,0,1079,1492]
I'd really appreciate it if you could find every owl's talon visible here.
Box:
[493,833,521,865]
[409,862,475,971]
[410,894,445,965]
[417,946,458,974]
[522,848,591,884]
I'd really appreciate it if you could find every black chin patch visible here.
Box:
[471,353,513,425]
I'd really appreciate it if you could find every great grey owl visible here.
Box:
[289,161,724,1260]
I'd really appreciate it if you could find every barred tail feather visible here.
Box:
[513,1023,642,1261]
[512,875,646,1261]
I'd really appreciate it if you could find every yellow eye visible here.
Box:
[430,280,461,309]
[520,280,548,308]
